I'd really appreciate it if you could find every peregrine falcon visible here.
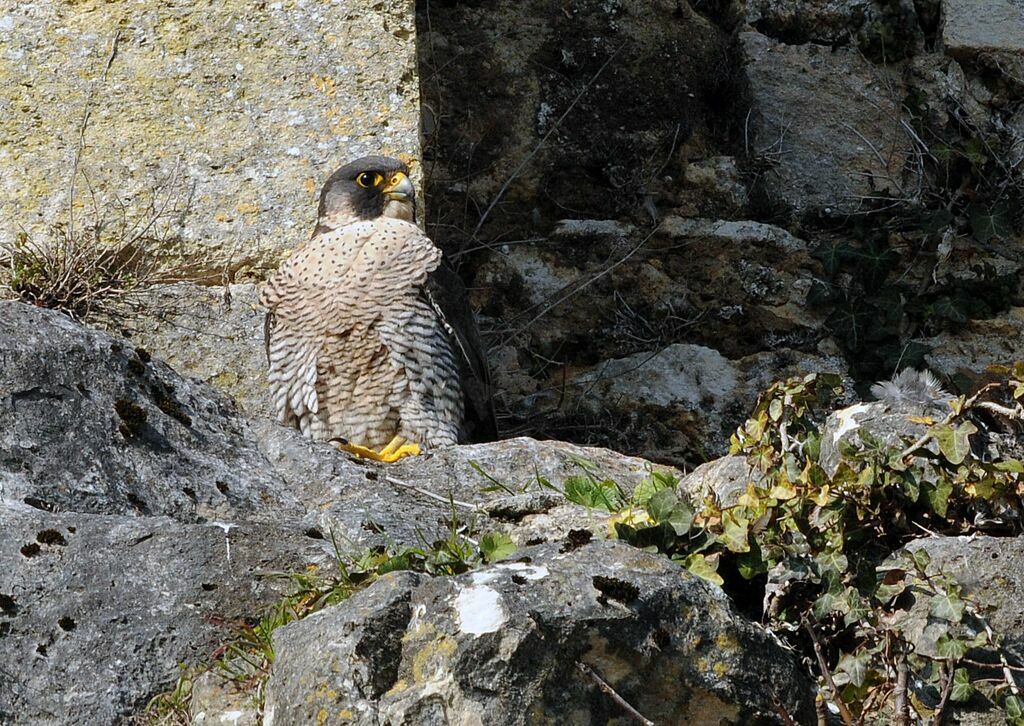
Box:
[260,155,494,462]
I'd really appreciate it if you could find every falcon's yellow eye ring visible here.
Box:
[356,172,383,188]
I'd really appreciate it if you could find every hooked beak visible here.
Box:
[382,171,414,202]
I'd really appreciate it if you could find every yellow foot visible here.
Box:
[337,436,422,463]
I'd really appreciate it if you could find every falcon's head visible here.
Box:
[315,155,416,233]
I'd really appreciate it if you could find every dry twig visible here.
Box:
[575,661,654,726]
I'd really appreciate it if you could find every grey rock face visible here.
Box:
[0,0,421,270]
[746,0,924,55]
[264,540,816,725]
[563,342,850,465]
[0,301,300,521]
[942,0,1024,56]
[0,300,710,722]
[681,454,768,509]
[819,400,933,477]
[742,31,916,219]
[302,434,681,552]
[905,535,1024,664]
[922,308,1024,383]
[124,282,273,419]
[0,507,326,725]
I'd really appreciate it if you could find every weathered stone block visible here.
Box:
[742,31,916,218]
[0,0,421,272]
[942,0,1024,56]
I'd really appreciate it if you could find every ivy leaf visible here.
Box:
[930,297,969,324]
[930,422,978,465]
[929,589,965,622]
[479,532,516,563]
[936,633,969,659]
[814,550,849,577]
[842,587,870,626]
[837,651,871,688]
[923,477,953,518]
[901,472,920,502]
[910,548,931,572]
[736,540,766,579]
[1005,694,1024,720]
[721,510,751,553]
[812,239,852,276]
[969,202,1012,244]
[646,488,679,523]
[950,667,975,703]
[874,565,908,602]
[683,553,723,586]
[666,501,695,536]
[995,459,1024,473]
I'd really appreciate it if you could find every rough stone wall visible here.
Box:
[418,0,1024,466]
[0,0,422,273]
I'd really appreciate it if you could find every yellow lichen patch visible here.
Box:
[410,635,457,684]
[304,178,318,194]
[327,110,354,135]
[310,74,338,97]
[385,678,408,697]
[214,213,234,223]
[337,709,354,721]
[236,202,260,215]
[714,632,738,652]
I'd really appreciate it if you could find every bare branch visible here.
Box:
[575,661,654,726]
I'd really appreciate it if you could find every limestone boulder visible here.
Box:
[263,540,816,725]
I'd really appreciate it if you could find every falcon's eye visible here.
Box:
[356,172,383,188]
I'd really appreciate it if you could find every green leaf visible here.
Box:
[666,501,695,536]
[813,589,842,619]
[936,633,969,659]
[720,510,750,553]
[910,548,931,572]
[564,476,622,511]
[837,651,871,688]
[378,551,414,574]
[842,587,870,626]
[931,422,978,465]
[768,398,783,422]
[646,488,678,523]
[969,202,1012,244]
[1005,694,1024,720]
[814,550,849,577]
[929,589,965,622]
[629,521,677,551]
[683,553,723,586]
[812,239,852,276]
[950,667,974,703]
[930,297,969,324]
[479,532,516,563]
[995,459,1024,473]
[736,541,766,579]
[923,477,954,518]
